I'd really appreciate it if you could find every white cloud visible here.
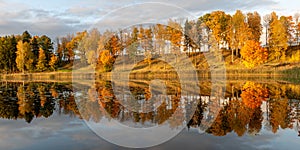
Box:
[0,0,285,38]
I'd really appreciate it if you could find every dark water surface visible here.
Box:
[0,80,299,150]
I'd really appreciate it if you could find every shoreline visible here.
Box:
[0,69,292,81]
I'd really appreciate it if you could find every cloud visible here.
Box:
[0,0,6,7]
[0,8,83,39]
[0,0,280,38]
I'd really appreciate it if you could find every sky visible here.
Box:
[0,0,300,39]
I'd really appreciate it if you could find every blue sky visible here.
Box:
[0,0,300,38]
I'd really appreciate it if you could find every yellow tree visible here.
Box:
[167,19,183,64]
[167,19,183,50]
[98,50,114,71]
[247,12,262,42]
[205,11,231,48]
[269,16,288,61]
[232,10,253,60]
[36,48,47,71]
[240,40,268,68]
[16,41,33,73]
[49,54,58,71]
[280,16,294,46]
[105,35,121,56]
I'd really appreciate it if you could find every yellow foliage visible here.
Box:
[240,40,268,68]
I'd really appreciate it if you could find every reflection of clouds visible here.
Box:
[0,112,109,150]
[149,130,278,150]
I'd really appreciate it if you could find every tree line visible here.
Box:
[0,31,57,73]
[1,10,300,73]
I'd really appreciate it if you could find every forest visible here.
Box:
[0,10,300,74]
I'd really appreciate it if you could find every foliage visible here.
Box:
[240,40,268,68]
[16,41,34,72]
[49,54,58,71]
[247,11,262,42]
[36,48,47,71]
[269,12,288,61]
[98,50,114,71]
[2,9,300,73]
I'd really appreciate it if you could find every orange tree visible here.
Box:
[240,40,268,68]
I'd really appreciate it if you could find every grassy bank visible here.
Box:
[0,71,97,82]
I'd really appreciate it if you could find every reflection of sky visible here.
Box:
[0,111,118,150]
[0,109,299,150]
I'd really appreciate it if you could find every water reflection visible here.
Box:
[0,80,300,137]
[0,82,79,123]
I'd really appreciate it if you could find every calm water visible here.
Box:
[0,79,300,150]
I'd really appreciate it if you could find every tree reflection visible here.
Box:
[241,81,269,109]
[0,82,79,122]
[0,80,300,137]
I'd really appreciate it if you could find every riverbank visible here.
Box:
[0,67,294,82]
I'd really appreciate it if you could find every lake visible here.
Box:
[0,78,299,150]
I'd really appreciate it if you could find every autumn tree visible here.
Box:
[240,40,268,68]
[204,11,231,48]
[60,32,86,63]
[95,31,113,68]
[61,35,73,62]
[105,35,121,56]
[167,19,183,51]
[36,48,47,71]
[49,54,58,71]
[269,13,288,61]
[98,50,114,71]
[16,41,34,73]
[280,16,294,46]
[231,10,252,60]
[247,12,262,42]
